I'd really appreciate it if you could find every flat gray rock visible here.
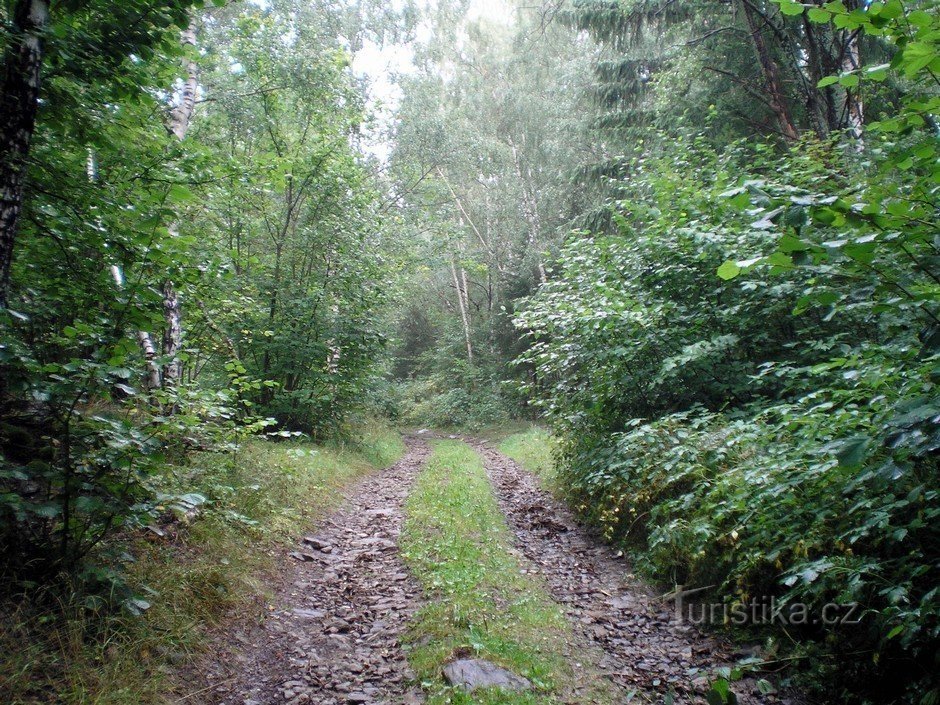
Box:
[442,658,531,692]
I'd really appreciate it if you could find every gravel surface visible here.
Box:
[184,437,430,705]
[184,435,800,705]
[469,439,791,705]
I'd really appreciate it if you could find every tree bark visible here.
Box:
[139,23,198,389]
[138,330,162,389]
[168,27,198,140]
[161,25,198,384]
[740,0,800,142]
[161,279,183,384]
[799,15,833,138]
[840,26,864,147]
[0,0,49,307]
[450,258,474,364]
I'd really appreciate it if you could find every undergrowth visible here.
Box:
[498,428,558,490]
[0,425,404,705]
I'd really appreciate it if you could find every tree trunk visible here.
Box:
[799,15,833,138]
[0,0,49,308]
[326,303,340,375]
[139,23,199,388]
[138,330,162,389]
[161,279,183,384]
[840,25,864,147]
[450,258,473,364]
[740,0,800,142]
[161,25,199,384]
[436,166,503,272]
[168,27,198,140]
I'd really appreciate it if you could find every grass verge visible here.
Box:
[0,424,404,705]
[401,439,613,705]
[498,427,558,490]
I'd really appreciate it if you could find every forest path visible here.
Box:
[468,439,776,705]
[187,437,430,705]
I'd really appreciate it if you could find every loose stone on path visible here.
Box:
[469,439,787,705]
[442,658,532,692]
[183,437,430,705]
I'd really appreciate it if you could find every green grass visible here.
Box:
[498,427,558,489]
[401,439,615,704]
[0,425,405,705]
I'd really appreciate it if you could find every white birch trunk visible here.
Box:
[451,258,474,364]
[156,23,199,388]
[138,331,162,390]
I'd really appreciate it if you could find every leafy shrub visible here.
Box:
[515,5,940,700]
[395,367,513,430]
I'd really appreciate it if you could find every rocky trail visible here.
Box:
[186,435,791,705]
[184,437,430,705]
[469,439,786,705]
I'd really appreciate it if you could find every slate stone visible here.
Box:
[442,658,531,692]
[291,607,326,619]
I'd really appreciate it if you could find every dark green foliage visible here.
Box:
[185,2,391,437]
[516,3,940,702]
[0,0,392,588]
[0,0,216,583]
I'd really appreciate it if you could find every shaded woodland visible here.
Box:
[1,0,938,702]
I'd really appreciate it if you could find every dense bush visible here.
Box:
[0,0,392,589]
[557,378,938,700]
[395,372,512,430]
[516,4,940,701]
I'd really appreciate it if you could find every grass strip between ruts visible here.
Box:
[401,438,611,705]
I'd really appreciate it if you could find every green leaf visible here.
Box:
[168,184,195,202]
[877,0,903,19]
[31,503,62,518]
[778,234,810,253]
[864,63,890,81]
[757,679,777,695]
[844,241,876,264]
[839,74,860,87]
[836,435,871,467]
[717,261,741,280]
[807,7,831,21]
[907,10,932,26]
[817,76,840,87]
[784,205,809,228]
[777,0,806,16]
[902,43,937,77]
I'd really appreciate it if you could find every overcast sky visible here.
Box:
[351,0,513,161]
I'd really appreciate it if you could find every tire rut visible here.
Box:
[188,437,430,705]
[469,439,785,705]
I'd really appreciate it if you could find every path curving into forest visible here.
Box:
[469,439,780,705]
[185,437,430,705]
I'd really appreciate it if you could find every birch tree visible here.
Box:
[138,22,201,390]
